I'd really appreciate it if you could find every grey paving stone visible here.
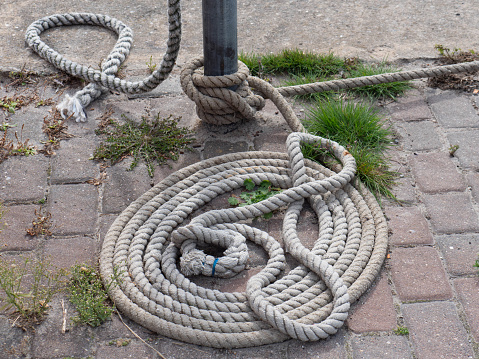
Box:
[346,272,397,333]
[390,246,452,301]
[148,92,199,124]
[466,172,479,202]
[409,152,466,194]
[428,93,479,128]
[32,297,94,359]
[387,94,432,121]
[1,204,40,251]
[287,330,347,359]
[390,176,416,204]
[102,160,152,214]
[4,106,48,148]
[423,192,479,234]
[151,337,231,359]
[385,206,433,246]
[254,131,289,153]
[436,234,479,276]
[397,121,441,151]
[42,236,98,269]
[51,136,100,184]
[47,184,98,235]
[0,155,49,203]
[203,140,249,159]
[351,335,413,359]
[91,313,155,343]
[151,149,202,184]
[447,130,479,170]
[0,316,29,359]
[402,301,475,359]
[454,277,479,342]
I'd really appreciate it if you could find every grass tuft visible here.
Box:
[239,49,345,78]
[240,49,411,101]
[93,113,195,177]
[0,255,68,326]
[303,99,397,200]
[67,264,118,327]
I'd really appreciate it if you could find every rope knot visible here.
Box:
[180,57,265,125]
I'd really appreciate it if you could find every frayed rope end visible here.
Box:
[57,94,87,123]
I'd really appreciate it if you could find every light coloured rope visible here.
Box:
[98,69,388,348]
[100,133,388,348]
[181,57,479,125]
[27,7,477,349]
[25,5,181,122]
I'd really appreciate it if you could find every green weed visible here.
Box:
[93,114,194,177]
[303,99,397,200]
[0,123,16,132]
[228,179,282,219]
[0,255,68,325]
[434,44,479,64]
[394,326,409,336]
[67,264,120,327]
[146,56,158,73]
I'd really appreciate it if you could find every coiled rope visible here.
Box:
[24,3,477,349]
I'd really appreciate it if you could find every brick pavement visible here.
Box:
[1,72,479,359]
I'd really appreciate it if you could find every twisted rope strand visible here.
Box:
[25,6,474,349]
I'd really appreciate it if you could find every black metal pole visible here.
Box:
[202,0,238,77]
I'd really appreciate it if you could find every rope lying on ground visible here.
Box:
[100,131,388,348]
[25,5,181,122]
[25,10,479,123]
[24,6,477,349]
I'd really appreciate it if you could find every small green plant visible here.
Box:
[0,123,16,132]
[228,179,282,219]
[67,264,121,327]
[449,144,459,156]
[0,255,68,325]
[474,256,479,272]
[394,326,409,336]
[434,44,479,64]
[146,56,158,73]
[108,339,131,347]
[93,114,194,177]
[303,99,397,200]
[0,99,19,114]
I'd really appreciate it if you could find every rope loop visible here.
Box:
[180,57,266,124]
[25,3,181,122]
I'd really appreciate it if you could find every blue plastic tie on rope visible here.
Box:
[211,258,219,277]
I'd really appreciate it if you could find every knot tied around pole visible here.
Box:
[180,57,266,125]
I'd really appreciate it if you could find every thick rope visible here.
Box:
[24,7,476,349]
[25,6,181,122]
[181,58,479,125]
[99,133,388,348]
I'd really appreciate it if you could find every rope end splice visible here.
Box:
[57,94,87,122]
